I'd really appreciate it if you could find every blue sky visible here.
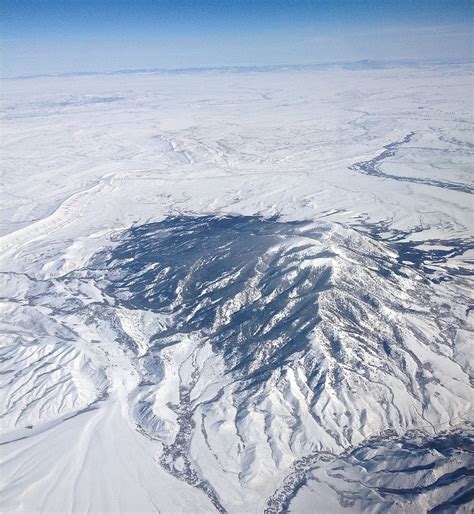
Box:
[2,1,473,77]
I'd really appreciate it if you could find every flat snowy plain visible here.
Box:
[1,63,473,513]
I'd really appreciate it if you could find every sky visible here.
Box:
[1,0,473,77]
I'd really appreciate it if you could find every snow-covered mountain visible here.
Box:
[1,63,473,513]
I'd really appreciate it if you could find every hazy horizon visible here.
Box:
[2,0,473,77]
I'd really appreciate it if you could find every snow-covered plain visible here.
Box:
[1,63,473,513]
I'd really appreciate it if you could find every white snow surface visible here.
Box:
[1,64,473,513]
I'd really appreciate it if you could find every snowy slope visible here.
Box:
[1,63,473,513]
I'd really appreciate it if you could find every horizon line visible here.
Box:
[3,58,473,81]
